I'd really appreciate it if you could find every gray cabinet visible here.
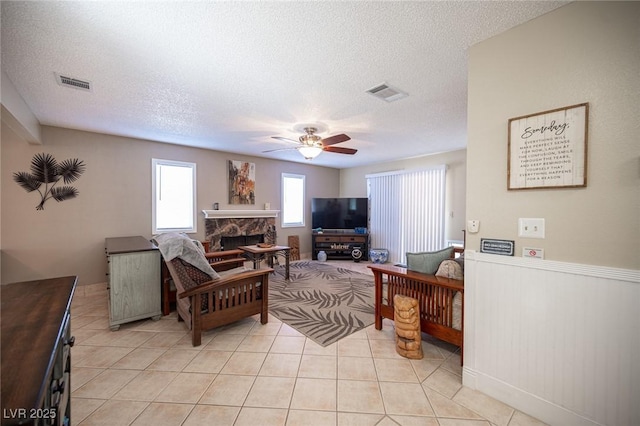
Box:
[105,236,161,330]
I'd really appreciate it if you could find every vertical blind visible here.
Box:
[367,166,446,264]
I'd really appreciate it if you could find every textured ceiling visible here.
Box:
[1,1,567,168]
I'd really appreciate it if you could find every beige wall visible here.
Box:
[340,149,467,244]
[1,122,466,285]
[1,125,341,285]
[467,1,639,269]
[464,4,640,422]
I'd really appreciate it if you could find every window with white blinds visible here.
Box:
[367,166,446,265]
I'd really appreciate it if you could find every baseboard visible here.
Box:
[463,367,603,426]
[76,281,108,297]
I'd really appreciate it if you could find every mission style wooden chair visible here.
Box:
[164,255,272,346]
[161,248,246,315]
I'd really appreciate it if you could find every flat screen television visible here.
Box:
[311,197,368,230]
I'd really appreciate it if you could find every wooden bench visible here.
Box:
[368,263,464,362]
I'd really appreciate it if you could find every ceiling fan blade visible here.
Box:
[323,146,357,155]
[321,134,350,146]
[263,147,297,153]
[271,136,300,144]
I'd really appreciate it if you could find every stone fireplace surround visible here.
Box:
[203,210,279,252]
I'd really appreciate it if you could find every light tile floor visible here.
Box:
[71,260,546,426]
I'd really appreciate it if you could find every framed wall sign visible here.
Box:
[508,103,588,190]
[480,239,515,256]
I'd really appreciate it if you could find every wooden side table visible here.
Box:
[238,245,291,280]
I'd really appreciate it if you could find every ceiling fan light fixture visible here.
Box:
[266,125,354,159]
[300,134,321,144]
[298,145,323,160]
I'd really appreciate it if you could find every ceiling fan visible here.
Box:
[264,127,357,160]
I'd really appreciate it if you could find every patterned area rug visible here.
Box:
[268,260,375,347]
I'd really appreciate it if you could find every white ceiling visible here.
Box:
[1,1,567,168]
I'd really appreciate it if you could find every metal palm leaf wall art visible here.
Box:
[13,153,86,210]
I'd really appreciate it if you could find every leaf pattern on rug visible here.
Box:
[275,306,368,346]
[337,278,375,307]
[268,260,374,346]
[270,289,342,310]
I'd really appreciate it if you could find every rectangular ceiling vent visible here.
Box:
[55,73,92,92]
[366,83,408,102]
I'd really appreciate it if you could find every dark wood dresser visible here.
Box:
[1,276,77,426]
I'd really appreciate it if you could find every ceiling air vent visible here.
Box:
[55,73,92,92]
[366,83,408,103]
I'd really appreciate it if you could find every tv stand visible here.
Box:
[312,231,369,261]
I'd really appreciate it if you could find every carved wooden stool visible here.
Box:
[393,294,423,359]
[288,235,300,261]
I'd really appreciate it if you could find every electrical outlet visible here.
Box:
[467,220,480,233]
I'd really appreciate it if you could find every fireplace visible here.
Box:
[203,210,279,252]
[221,234,264,251]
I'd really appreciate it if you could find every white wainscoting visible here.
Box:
[463,251,639,426]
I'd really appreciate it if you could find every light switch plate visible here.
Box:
[518,218,545,238]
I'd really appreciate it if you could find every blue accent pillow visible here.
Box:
[406,247,454,274]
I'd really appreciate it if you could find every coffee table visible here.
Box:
[238,245,291,280]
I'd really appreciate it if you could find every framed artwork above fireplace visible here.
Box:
[228,160,256,204]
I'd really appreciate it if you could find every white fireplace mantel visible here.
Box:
[202,209,280,219]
